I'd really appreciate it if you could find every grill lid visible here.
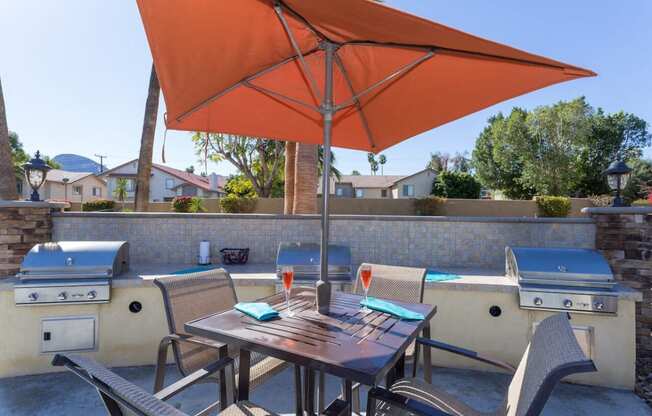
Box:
[506,246,615,288]
[18,241,130,280]
[276,242,351,280]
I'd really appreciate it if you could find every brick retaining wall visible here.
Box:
[0,202,61,277]
[588,207,652,404]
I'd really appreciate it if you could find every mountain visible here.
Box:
[53,154,105,174]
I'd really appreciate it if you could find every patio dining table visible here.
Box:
[184,288,437,416]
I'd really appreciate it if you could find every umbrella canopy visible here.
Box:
[137,0,595,153]
[137,0,594,311]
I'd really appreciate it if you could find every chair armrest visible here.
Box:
[368,387,453,416]
[154,356,235,401]
[322,399,349,416]
[416,337,516,373]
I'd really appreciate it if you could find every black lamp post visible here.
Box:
[23,151,51,202]
[603,160,632,207]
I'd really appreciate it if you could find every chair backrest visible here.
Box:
[500,313,596,416]
[353,263,427,304]
[52,354,187,416]
[154,268,238,375]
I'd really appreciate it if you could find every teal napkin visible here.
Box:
[361,297,424,320]
[235,302,279,321]
[425,270,461,282]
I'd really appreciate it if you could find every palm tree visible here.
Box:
[293,143,318,214]
[134,64,160,212]
[378,154,387,175]
[284,142,296,214]
[113,178,129,211]
[0,77,18,200]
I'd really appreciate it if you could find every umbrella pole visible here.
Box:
[316,41,336,314]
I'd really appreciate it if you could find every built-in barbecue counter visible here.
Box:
[0,262,641,391]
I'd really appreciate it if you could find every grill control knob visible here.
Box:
[533,297,543,306]
[594,301,605,311]
[57,292,67,301]
[28,292,39,302]
[87,291,97,300]
[563,299,573,308]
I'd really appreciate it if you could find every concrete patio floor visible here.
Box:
[0,364,649,416]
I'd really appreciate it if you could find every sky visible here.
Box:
[1,1,651,177]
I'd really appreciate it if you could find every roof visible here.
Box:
[318,168,437,194]
[98,159,223,192]
[46,170,100,184]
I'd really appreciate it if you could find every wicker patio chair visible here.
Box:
[153,269,288,407]
[324,263,428,413]
[53,353,350,416]
[366,313,597,416]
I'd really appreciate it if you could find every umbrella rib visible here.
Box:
[243,81,320,113]
[333,52,377,151]
[343,40,571,72]
[175,48,320,122]
[334,50,435,112]
[273,2,323,104]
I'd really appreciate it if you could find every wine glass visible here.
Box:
[359,265,373,313]
[281,266,295,317]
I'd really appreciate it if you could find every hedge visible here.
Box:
[414,196,446,216]
[219,195,257,213]
[82,200,115,212]
[535,196,571,217]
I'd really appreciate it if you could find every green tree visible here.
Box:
[193,133,284,197]
[224,175,257,197]
[432,171,481,199]
[624,158,652,202]
[113,178,129,209]
[426,151,449,172]
[378,154,387,175]
[472,112,534,199]
[367,153,379,175]
[351,170,361,176]
[472,97,651,198]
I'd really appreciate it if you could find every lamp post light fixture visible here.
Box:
[23,151,51,202]
[604,160,632,207]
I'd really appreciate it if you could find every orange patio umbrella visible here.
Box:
[136,0,595,309]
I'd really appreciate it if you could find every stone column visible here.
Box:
[0,201,67,277]
[583,206,652,400]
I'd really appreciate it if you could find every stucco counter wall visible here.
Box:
[51,212,596,270]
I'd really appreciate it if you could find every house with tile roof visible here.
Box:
[98,159,225,202]
[318,168,437,199]
[21,169,107,203]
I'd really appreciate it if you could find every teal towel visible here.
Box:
[426,270,461,282]
[172,265,217,275]
[235,302,279,321]
[361,297,424,321]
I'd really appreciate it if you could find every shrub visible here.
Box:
[219,195,257,213]
[414,196,446,216]
[432,171,481,199]
[632,199,651,206]
[188,197,206,213]
[82,199,115,212]
[172,196,193,213]
[535,196,571,217]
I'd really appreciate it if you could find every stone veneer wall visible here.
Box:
[587,207,652,404]
[52,212,595,270]
[0,202,64,277]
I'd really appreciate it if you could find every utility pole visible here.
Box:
[94,154,107,173]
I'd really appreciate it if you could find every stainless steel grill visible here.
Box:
[506,246,618,315]
[14,241,129,306]
[276,242,352,281]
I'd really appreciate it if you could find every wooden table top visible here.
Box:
[185,288,436,385]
